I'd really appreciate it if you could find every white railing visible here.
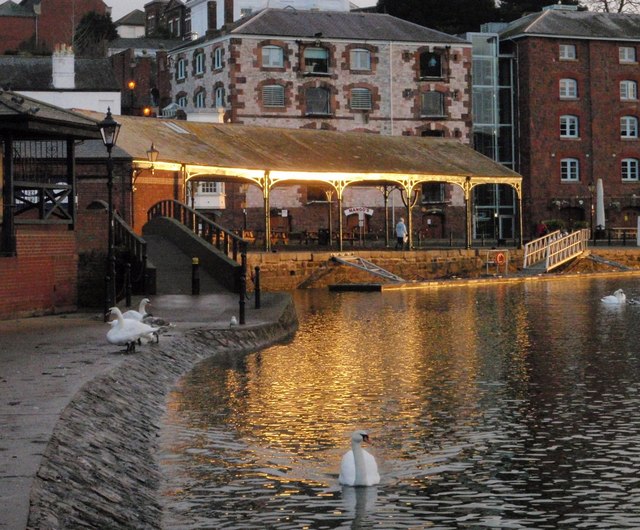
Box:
[523,229,590,271]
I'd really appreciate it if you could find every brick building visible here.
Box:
[165,8,474,240]
[499,5,640,237]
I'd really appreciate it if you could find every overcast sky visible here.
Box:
[107,0,377,23]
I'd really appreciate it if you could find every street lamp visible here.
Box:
[98,108,121,320]
[146,142,159,173]
[588,180,595,242]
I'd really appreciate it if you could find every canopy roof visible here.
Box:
[78,111,521,192]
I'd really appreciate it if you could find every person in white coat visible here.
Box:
[395,218,407,250]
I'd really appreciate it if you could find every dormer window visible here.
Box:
[304,47,329,74]
[420,52,442,79]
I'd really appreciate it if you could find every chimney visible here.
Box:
[52,44,75,89]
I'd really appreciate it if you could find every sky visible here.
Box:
[108,0,377,23]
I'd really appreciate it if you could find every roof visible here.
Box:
[500,9,640,41]
[0,57,120,91]
[115,9,146,26]
[74,112,520,184]
[0,0,33,17]
[0,90,101,139]
[230,9,469,43]
[108,37,182,53]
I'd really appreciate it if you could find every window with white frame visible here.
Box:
[620,46,637,63]
[262,45,284,68]
[559,78,578,99]
[305,87,330,114]
[213,47,223,69]
[561,158,579,181]
[559,44,576,60]
[177,58,186,80]
[177,95,187,107]
[215,86,225,108]
[199,181,221,193]
[350,48,371,71]
[421,91,445,117]
[350,88,372,110]
[195,90,205,108]
[621,115,638,138]
[304,48,329,74]
[622,158,639,181]
[560,115,579,138]
[262,84,285,107]
[195,51,205,75]
[620,80,638,100]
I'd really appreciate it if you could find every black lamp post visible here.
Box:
[99,108,121,319]
[588,181,595,243]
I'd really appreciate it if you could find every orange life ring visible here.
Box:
[495,252,506,265]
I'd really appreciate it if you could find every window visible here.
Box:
[262,84,285,107]
[350,88,372,110]
[350,48,371,70]
[559,78,578,99]
[177,95,187,107]
[420,52,442,78]
[620,46,637,63]
[176,58,186,80]
[195,90,205,108]
[621,80,638,100]
[559,44,576,60]
[621,116,638,138]
[215,86,225,108]
[305,87,330,115]
[422,183,445,203]
[421,91,445,117]
[213,47,223,69]
[622,158,639,181]
[240,7,252,17]
[561,158,579,181]
[195,52,205,75]
[560,115,579,138]
[199,182,220,193]
[262,45,284,68]
[304,47,329,74]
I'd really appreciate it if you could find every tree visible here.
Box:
[73,12,118,58]
[582,0,640,12]
[376,0,499,35]
[497,0,582,23]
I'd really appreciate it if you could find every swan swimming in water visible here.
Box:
[339,430,380,487]
[601,289,626,304]
[107,307,158,353]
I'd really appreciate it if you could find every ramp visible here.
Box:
[331,255,405,282]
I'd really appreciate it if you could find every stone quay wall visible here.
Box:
[27,295,298,529]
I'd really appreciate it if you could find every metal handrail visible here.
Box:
[523,229,590,271]
[147,199,248,263]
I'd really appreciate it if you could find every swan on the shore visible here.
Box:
[230,316,238,326]
[122,298,151,321]
[601,289,626,304]
[339,430,380,487]
[107,307,158,353]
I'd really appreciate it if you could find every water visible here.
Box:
[160,277,640,529]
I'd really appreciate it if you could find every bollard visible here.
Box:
[125,263,132,308]
[254,266,261,309]
[192,257,200,295]
[239,252,247,325]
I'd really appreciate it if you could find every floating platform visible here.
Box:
[328,283,382,292]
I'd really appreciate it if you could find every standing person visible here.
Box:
[395,217,407,250]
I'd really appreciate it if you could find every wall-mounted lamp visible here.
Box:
[147,142,159,174]
[128,80,136,90]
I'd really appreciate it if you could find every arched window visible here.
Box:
[350,48,371,71]
[560,158,579,181]
[420,52,442,78]
[304,48,329,74]
[305,87,330,115]
[262,85,285,107]
[559,78,578,99]
[213,47,223,70]
[176,58,186,80]
[215,86,225,108]
[621,116,638,138]
[176,94,187,107]
[620,80,638,100]
[560,115,579,138]
[421,91,445,117]
[622,158,639,181]
[350,88,372,110]
[194,51,205,75]
[262,45,284,68]
[195,90,206,108]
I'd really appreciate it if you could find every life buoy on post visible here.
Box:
[495,252,506,266]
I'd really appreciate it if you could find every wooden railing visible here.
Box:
[523,229,590,271]
[148,199,247,263]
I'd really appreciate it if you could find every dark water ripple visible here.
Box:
[160,278,640,529]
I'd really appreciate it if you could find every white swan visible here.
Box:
[106,307,159,353]
[122,298,151,321]
[601,289,626,304]
[339,430,380,487]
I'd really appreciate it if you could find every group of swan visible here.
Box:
[106,298,172,353]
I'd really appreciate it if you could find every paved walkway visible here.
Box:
[0,291,257,530]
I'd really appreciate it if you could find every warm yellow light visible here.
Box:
[143,106,152,117]
[128,80,136,90]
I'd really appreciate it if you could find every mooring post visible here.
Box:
[192,257,200,295]
[254,266,261,309]
[239,250,247,324]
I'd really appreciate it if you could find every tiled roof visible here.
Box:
[115,9,146,26]
[230,9,468,44]
[0,90,101,139]
[500,9,640,40]
[108,37,183,51]
[0,57,120,91]
[0,0,34,17]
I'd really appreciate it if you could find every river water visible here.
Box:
[160,277,640,529]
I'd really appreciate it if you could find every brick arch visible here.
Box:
[255,40,291,70]
[343,82,379,113]
[255,79,292,112]
[299,80,338,115]
[342,43,379,73]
